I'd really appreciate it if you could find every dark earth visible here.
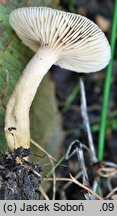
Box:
[0,147,42,199]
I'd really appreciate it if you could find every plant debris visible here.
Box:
[0,147,42,200]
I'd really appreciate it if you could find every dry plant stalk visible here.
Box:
[31,138,56,200]
[38,186,49,200]
[45,174,103,200]
[97,167,117,178]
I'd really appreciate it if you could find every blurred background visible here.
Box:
[0,0,117,199]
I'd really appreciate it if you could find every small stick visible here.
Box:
[31,138,56,200]
[97,167,117,178]
[45,174,103,200]
[80,78,97,163]
[63,171,82,191]
[38,186,49,200]
[66,140,96,199]
[105,187,117,199]
[31,138,56,161]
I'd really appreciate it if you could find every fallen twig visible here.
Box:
[38,186,49,200]
[31,138,56,200]
[80,78,97,163]
[66,140,96,199]
[45,174,103,200]
[97,167,117,178]
[105,187,117,200]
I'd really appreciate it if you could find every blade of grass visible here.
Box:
[62,80,80,113]
[98,0,117,160]
[47,156,65,177]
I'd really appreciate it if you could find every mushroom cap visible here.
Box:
[9,7,111,73]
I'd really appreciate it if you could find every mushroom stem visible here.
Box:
[5,47,58,151]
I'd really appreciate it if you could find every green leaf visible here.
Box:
[0,5,33,152]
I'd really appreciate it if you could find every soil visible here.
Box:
[0,147,42,200]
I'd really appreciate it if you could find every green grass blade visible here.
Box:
[98,0,117,160]
[62,80,80,113]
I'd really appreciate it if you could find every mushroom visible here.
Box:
[5,7,111,152]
